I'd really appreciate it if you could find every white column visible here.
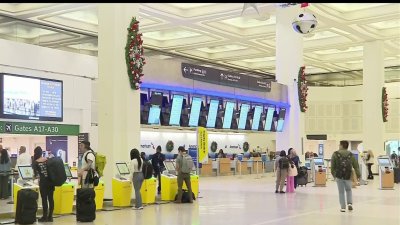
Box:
[98,4,140,199]
[363,41,385,171]
[275,6,305,155]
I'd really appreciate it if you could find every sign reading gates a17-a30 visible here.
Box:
[0,121,79,136]
[181,63,271,92]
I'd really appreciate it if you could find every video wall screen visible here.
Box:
[238,103,250,130]
[148,105,161,125]
[189,97,202,127]
[206,99,219,128]
[150,91,163,105]
[222,101,235,129]
[169,94,184,126]
[251,105,263,131]
[0,73,63,121]
[264,106,275,131]
[276,108,286,132]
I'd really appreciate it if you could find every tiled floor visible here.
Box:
[0,174,399,225]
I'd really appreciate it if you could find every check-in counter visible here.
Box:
[218,158,232,176]
[200,160,214,176]
[236,159,250,175]
[252,157,263,174]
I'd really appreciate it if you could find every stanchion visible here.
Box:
[7,170,16,205]
[255,160,261,179]
[261,161,266,177]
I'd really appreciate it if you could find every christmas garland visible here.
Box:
[166,140,174,152]
[243,142,249,152]
[125,17,145,90]
[382,87,389,122]
[297,66,308,112]
[210,141,218,153]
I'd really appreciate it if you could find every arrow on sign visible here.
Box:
[183,67,188,73]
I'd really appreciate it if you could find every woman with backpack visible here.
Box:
[32,146,55,222]
[275,150,289,193]
[129,148,144,210]
[0,149,11,200]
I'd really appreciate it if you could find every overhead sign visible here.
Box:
[181,63,271,92]
[197,127,208,163]
[0,121,79,136]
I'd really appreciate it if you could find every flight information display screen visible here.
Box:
[148,105,161,125]
[264,106,275,131]
[277,108,286,132]
[238,103,250,130]
[169,95,184,126]
[206,99,219,128]
[251,105,263,130]
[222,101,235,129]
[189,97,202,127]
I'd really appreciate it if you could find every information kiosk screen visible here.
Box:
[116,162,130,175]
[164,161,176,173]
[378,158,391,167]
[313,158,324,166]
[18,165,34,180]
[64,164,72,178]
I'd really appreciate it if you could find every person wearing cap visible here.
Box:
[78,141,96,188]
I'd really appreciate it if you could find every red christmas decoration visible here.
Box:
[382,87,389,122]
[297,66,308,112]
[125,17,145,90]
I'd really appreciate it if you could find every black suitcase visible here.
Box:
[76,188,96,222]
[15,189,38,224]
[174,189,195,203]
[394,168,400,183]
[297,176,308,186]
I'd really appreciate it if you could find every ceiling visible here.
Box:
[0,3,399,86]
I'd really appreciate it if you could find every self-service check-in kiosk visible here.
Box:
[13,165,39,212]
[377,156,394,190]
[312,158,326,187]
[53,164,75,215]
[112,162,132,207]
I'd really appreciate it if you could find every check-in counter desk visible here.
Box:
[200,159,214,176]
[236,159,251,175]
[218,158,232,176]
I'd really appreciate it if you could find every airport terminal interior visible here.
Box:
[0,3,399,225]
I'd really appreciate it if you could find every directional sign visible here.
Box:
[0,121,79,136]
[181,62,271,92]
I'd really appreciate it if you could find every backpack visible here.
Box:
[47,157,67,186]
[180,154,194,174]
[334,151,353,180]
[85,150,106,178]
[142,160,153,179]
[279,157,290,169]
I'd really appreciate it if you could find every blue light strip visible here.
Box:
[141,82,290,108]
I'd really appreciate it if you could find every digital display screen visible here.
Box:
[222,101,235,129]
[277,108,286,132]
[169,95,184,126]
[64,164,72,178]
[150,91,163,105]
[164,161,176,173]
[148,105,161,125]
[264,107,275,131]
[116,162,130,175]
[251,106,263,130]
[189,97,202,127]
[1,73,63,121]
[238,104,250,130]
[206,99,219,128]
[313,158,324,165]
[378,158,391,166]
[18,165,34,180]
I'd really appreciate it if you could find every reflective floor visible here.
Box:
[0,174,399,225]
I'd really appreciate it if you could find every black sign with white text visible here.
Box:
[181,63,271,92]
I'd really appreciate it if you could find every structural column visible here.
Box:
[363,41,385,172]
[98,4,140,198]
[275,6,305,155]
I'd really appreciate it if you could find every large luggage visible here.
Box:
[394,168,400,183]
[297,166,308,186]
[47,157,67,186]
[76,188,96,222]
[15,189,38,224]
[174,189,195,203]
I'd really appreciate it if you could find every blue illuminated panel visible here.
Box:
[222,101,235,129]
[277,108,286,132]
[238,104,250,130]
[206,99,219,128]
[264,107,275,131]
[251,105,263,130]
[169,95,184,126]
[189,97,202,127]
[148,105,161,125]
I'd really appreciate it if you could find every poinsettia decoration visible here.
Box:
[382,87,389,122]
[297,66,308,112]
[125,17,145,90]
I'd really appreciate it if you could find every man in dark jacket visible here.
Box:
[151,146,165,194]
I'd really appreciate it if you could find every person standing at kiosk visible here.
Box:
[129,149,144,210]
[78,141,96,188]
[0,149,11,199]
[331,141,360,212]
[151,146,165,194]
[175,146,193,203]
[32,146,55,222]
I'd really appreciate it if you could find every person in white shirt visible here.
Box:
[16,146,32,167]
[129,148,144,210]
[78,141,96,188]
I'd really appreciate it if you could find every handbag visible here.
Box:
[288,164,298,176]
[85,168,99,186]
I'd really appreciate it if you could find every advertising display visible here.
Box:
[189,97,202,127]
[169,95,184,126]
[148,105,161,125]
[222,101,235,129]
[0,73,63,121]
[264,106,275,131]
[238,103,250,130]
[46,136,68,163]
[251,105,263,130]
[277,108,286,132]
[206,99,219,128]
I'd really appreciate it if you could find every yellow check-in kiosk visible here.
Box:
[112,162,132,207]
[140,177,157,204]
[94,180,105,210]
[54,164,75,215]
[13,165,39,212]
[377,156,395,190]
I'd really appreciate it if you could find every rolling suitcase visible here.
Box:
[15,189,38,224]
[394,168,400,183]
[76,188,96,222]
[297,166,308,186]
